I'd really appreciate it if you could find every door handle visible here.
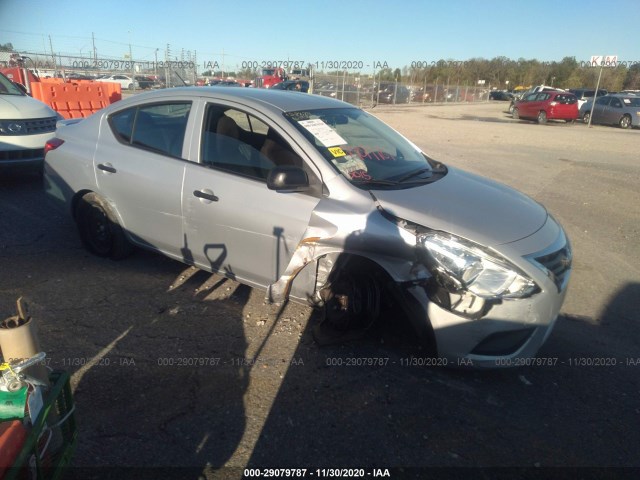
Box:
[97,163,117,173]
[193,190,219,202]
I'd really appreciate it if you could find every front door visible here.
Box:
[182,102,321,288]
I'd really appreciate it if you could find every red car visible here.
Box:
[512,91,579,124]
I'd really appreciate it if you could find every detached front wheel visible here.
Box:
[76,192,133,259]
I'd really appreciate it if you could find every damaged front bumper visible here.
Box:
[407,216,571,368]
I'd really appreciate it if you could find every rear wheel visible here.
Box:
[537,110,547,124]
[76,192,133,259]
[583,111,591,124]
[619,115,632,129]
[512,108,519,120]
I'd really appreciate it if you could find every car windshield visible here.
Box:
[0,73,25,96]
[285,107,444,188]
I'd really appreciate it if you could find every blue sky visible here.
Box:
[1,0,639,72]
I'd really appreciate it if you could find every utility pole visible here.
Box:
[48,35,56,74]
[128,31,135,91]
[92,32,97,63]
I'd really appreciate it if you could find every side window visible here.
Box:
[200,104,306,182]
[536,93,550,101]
[610,98,622,108]
[595,97,610,106]
[523,93,537,101]
[109,102,191,157]
[557,95,576,105]
[110,108,135,142]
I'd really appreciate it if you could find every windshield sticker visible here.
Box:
[331,155,368,178]
[349,169,372,181]
[328,146,346,157]
[298,119,347,147]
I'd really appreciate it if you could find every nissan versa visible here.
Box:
[43,88,572,368]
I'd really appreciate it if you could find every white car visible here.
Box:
[96,74,138,90]
[0,72,60,173]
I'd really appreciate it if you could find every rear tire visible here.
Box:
[619,115,631,129]
[583,112,591,124]
[76,192,133,260]
[537,110,547,124]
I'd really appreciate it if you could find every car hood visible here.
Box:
[371,167,548,247]
[0,94,57,118]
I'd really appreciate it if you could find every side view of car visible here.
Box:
[508,85,562,113]
[512,91,578,124]
[96,74,138,90]
[43,88,571,368]
[579,94,640,129]
[377,83,410,104]
[489,90,514,101]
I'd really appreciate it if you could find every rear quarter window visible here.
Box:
[556,95,577,105]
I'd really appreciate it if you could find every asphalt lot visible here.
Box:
[1,101,639,479]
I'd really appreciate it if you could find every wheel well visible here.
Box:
[71,189,94,220]
[319,254,436,351]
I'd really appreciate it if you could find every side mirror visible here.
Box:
[267,166,309,191]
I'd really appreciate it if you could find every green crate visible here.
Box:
[5,371,77,480]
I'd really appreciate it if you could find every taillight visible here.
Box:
[44,138,64,156]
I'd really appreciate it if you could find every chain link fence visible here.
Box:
[2,51,199,89]
[2,51,492,106]
[311,72,490,108]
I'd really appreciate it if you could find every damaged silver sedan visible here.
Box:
[44,87,571,368]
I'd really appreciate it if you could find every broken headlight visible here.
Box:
[417,232,538,299]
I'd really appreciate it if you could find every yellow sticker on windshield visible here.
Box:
[328,147,346,157]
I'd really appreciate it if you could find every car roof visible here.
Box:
[110,86,351,113]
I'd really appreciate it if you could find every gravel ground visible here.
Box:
[0,101,639,479]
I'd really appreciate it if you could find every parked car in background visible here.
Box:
[568,88,608,110]
[96,74,138,90]
[579,94,640,129]
[135,76,156,89]
[489,90,514,101]
[512,91,578,124]
[0,71,60,173]
[271,80,309,93]
[508,85,563,113]
[43,87,571,368]
[377,83,410,104]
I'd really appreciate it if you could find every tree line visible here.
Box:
[381,56,640,90]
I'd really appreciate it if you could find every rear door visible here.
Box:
[592,96,611,123]
[603,96,623,124]
[94,101,192,257]
[553,94,578,119]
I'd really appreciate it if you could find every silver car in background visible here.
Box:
[44,88,571,368]
[580,94,640,129]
